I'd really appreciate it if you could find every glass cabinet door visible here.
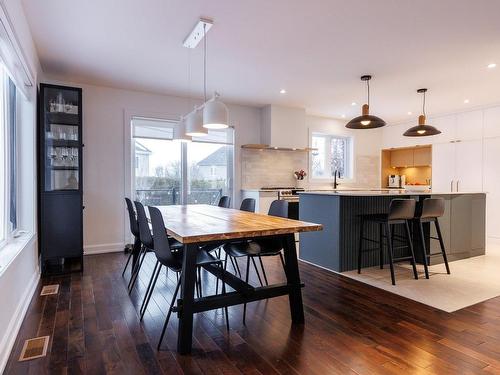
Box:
[43,87,81,191]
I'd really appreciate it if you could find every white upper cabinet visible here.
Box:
[484,138,500,237]
[429,115,456,144]
[456,110,483,141]
[483,106,500,138]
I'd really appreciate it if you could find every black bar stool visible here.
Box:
[357,199,419,285]
[416,197,451,279]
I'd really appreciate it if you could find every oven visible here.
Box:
[278,188,304,220]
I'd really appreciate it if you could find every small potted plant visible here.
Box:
[294,169,307,188]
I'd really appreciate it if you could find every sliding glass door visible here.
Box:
[132,117,233,206]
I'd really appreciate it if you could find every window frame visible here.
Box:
[309,132,354,182]
[0,68,21,249]
[130,116,235,206]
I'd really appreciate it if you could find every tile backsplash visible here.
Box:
[241,149,307,188]
[241,149,380,189]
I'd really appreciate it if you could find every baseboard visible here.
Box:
[84,242,125,255]
[0,269,39,374]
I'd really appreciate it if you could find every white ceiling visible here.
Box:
[22,0,500,123]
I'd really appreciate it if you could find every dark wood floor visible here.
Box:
[5,252,500,375]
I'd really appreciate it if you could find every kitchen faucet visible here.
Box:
[333,170,341,189]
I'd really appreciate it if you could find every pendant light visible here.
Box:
[403,88,441,137]
[345,75,386,129]
[185,106,206,137]
[201,23,228,129]
[173,117,192,142]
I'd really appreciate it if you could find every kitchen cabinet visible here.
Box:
[484,137,500,238]
[432,142,455,192]
[389,147,431,168]
[413,147,432,166]
[390,149,413,167]
[431,140,482,192]
[484,106,500,138]
[456,110,483,141]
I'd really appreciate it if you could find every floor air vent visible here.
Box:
[18,336,50,361]
[40,284,59,296]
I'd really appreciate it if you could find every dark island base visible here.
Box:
[299,193,486,273]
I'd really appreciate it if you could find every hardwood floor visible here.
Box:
[5,251,500,374]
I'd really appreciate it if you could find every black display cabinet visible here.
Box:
[38,83,83,275]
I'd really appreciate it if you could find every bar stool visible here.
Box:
[416,197,451,279]
[357,199,419,285]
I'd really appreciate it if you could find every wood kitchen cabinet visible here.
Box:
[389,147,431,168]
[413,147,432,166]
[390,149,413,167]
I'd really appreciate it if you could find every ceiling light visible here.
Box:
[198,20,229,129]
[203,92,229,129]
[173,117,192,142]
[341,114,346,118]
[488,63,497,69]
[280,89,287,94]
[351,102,357,106]
[407,111,412,115]
[464,99,470,104]
[345,75,386,129]
[403,88,441,137]
[185,107,207,137]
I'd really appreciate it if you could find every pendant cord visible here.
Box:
[203,23,207,102]
[367,79,370,106]
[422,91,426,117]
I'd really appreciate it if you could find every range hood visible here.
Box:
[242,105,311,151]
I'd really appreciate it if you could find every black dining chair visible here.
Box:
[218,195,231,208]
[128,201,182,293]
[146,206,229,349]
[122,198,141,278]
[223,199,289,324]
[239,198,256,213]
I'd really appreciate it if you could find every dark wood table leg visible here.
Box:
[282,233,305,324]
[177,243,198,354]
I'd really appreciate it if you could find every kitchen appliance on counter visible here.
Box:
[388,174,406,188]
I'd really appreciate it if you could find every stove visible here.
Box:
[261,186,305,200]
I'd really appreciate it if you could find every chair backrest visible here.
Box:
[148,206,181,269]
[268,200,288,218]
[134,201,154,249]
[388,199,416,220]
[125,198,139,237]
[421,198,445,219]
[218,195,231,208]
[240,198,256,213]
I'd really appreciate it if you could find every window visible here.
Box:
[311,133,353,179]
[1,68,22,245]
[131,117,234,206]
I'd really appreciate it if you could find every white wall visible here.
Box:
[41,78,262,254]
[0,0,41,372]
[306,114,383,188]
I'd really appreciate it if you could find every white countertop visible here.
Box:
[299,190,485,196]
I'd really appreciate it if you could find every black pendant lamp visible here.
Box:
[403,88,441,137]
[345,75,386,129]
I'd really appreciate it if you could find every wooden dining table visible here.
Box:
[155,204,322,354]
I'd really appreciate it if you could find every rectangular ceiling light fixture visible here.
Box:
[183,18,213,49]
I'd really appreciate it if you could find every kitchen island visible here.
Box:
[298,191,486,272]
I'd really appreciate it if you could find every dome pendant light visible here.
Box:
[403,88,441,137]
[185,106,206,137]
[345,75,386,129]
[201,23,228,129]
[174,117,192,142]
